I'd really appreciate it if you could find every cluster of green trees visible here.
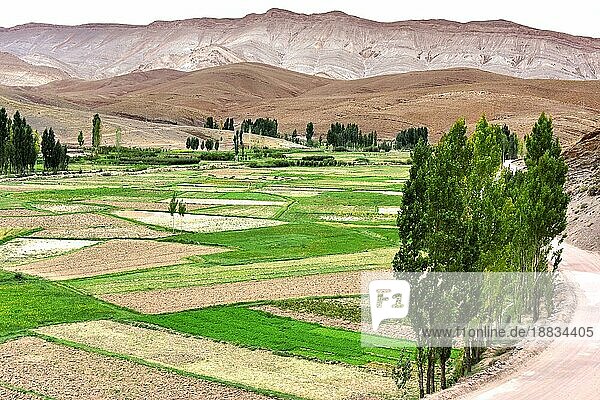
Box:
[233,130,244,160]
[326,122,377,149]
[203,116,235,131]
[204,116,217,129]
[41,128,69,172]
[168,193,187,232]
[240,118,279,138]
[502,124,519,160]
[206,138,219,151]
[0,108,39,175]
[186,136,219,151]
[395,127,428,149]
[223,118,235,131]
[393,114,568,397]
[186,136,200,150]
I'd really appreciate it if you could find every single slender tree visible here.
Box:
[306,122,314,144]
[77,130,84,147]
[92,114,102,153]
[521,114,568,319]
[0,108,9,173]
[168,193,178,233]
[177,200,187,230]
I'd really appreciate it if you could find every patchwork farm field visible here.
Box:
[0,151,435,399]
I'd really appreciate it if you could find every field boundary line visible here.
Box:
[273,200,296,219]
[0,379,55,400]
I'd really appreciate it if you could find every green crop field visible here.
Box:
[0,270,132,340]
[0,149,445,399]
[137,305,410,366]
[68,247,397,295]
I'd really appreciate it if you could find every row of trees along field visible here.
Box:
[395,127,428,149]
[185,137,220,151]
[41,128,68,172]
[0,108,38,175]
[1,107,69,175]
[326,122,377,149]
[393,113,568,397]
[204,116,234,131]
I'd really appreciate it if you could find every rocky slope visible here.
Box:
[0,9,599,84]
[0,52,70,86]
[564,129,600,252]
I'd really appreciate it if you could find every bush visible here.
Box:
[198,151,234,161]
[302,155,334,162]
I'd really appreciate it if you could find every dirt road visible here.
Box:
[461,243,600,399]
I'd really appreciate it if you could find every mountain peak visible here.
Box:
[0,9,599,84]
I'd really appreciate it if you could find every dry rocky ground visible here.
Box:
[32,203,105,213]
[100,271,365,313]
[114,210,286,233]
[6,239,224,280]
[162,198,287,206]
[0,386,40,400]
[0,208,45,217]
[564,129,600,252]
[0,336,269,400]
[0,238,98,265]
[0,213,168,239]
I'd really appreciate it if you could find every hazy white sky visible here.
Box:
[1,0,598,38]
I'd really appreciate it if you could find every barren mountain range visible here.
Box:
[1,8,599,85]
[0,52,70,86]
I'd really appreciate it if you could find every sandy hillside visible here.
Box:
[2,63,599,146]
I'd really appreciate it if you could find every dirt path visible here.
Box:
[454,243,600,399]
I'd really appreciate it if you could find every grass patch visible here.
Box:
[0,272,132,339]
[66,247,395,295]
[0,228,37,245]
[137,305,408,366]
[271,296,363,324]
[9,187,167,204]
[164,222,398,266]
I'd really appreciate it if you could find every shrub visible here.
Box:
[301,155,334,162]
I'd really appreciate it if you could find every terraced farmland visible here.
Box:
[0,151,418,399]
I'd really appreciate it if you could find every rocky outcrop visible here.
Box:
[0,9,599,84]
[0,52,70,86]
[564,130,600,251]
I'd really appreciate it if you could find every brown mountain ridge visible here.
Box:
[3,63,599,147]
